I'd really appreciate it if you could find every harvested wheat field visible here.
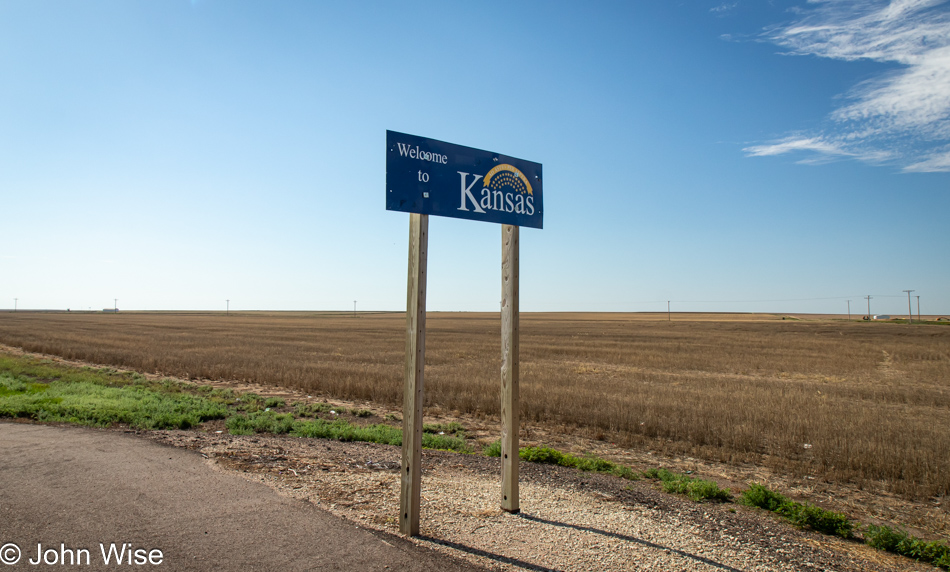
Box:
[1,311,948,538]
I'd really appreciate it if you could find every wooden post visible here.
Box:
[501,224,520,513]
[400,213,428,536]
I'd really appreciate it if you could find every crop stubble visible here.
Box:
[0,311,947,501]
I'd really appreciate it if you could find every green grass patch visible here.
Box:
[0,359,229,430]
[643,468,732,502]
[294,402,334,417]
[488,444,638,480]
[291,417,403,444]
[739,482,789,512]
[224,412,473,453]
[740,483,854,538]
[0,352,473,455]
[226,410,296,435]
[423,421,466,437]
[236,393,264,412]
[196,385,237,404]
[421,431,470,451]
[864,525,950,569]
[667,478,733,502]
[0,355,156,391]
[779,502,854,538]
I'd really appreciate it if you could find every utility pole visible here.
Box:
[847,300,851,321]
[14,298,17,312]
[916,295,921,323]
[865,295,872,321]
[226,300,230,316]
[903,290,914,324]
[114,298,118,313]
[667,301,670,322]
[353,300,357,318]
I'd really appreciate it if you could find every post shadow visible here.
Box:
[516,513,745,572]
[416,536,563,572]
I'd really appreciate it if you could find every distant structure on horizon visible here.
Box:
[102,308,119,313]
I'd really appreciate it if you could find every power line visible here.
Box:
[626,295,905,305]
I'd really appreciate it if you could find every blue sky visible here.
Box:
[2,0,948,315]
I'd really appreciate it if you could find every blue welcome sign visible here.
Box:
[386,130,543,229]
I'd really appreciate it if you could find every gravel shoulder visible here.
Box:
[146,429,933,572]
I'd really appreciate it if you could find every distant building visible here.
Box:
[872,315,891,320]
[102,308,119,313]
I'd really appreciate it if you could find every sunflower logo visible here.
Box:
[483,164,533,196]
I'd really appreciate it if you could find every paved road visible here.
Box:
[0,423,485,571]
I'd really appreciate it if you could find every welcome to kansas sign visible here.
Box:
[386,130,543,229]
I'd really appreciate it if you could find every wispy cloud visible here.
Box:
[711,2,740,13]
[744,0,950,172]
[744,135,852,157]
[906,145,950,171]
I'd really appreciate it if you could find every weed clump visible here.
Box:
[740,483,789,511]
[421,431,471,452]
[512,446,638,480]
[864,525,950,569]
[643,468,732,502]
[423,421,465,437]
[740,484,854,538]
[483,440,502,457]
[226,411,295,435]
[223,413,473,454]
[781,502,854,538]
[290,417,402,445]
[236,393,263,412]
[294,402,333,417]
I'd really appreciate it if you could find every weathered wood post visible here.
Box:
[400,212,428,536]
[501,223,520,513]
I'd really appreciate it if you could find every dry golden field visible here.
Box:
[1,311,948,501]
